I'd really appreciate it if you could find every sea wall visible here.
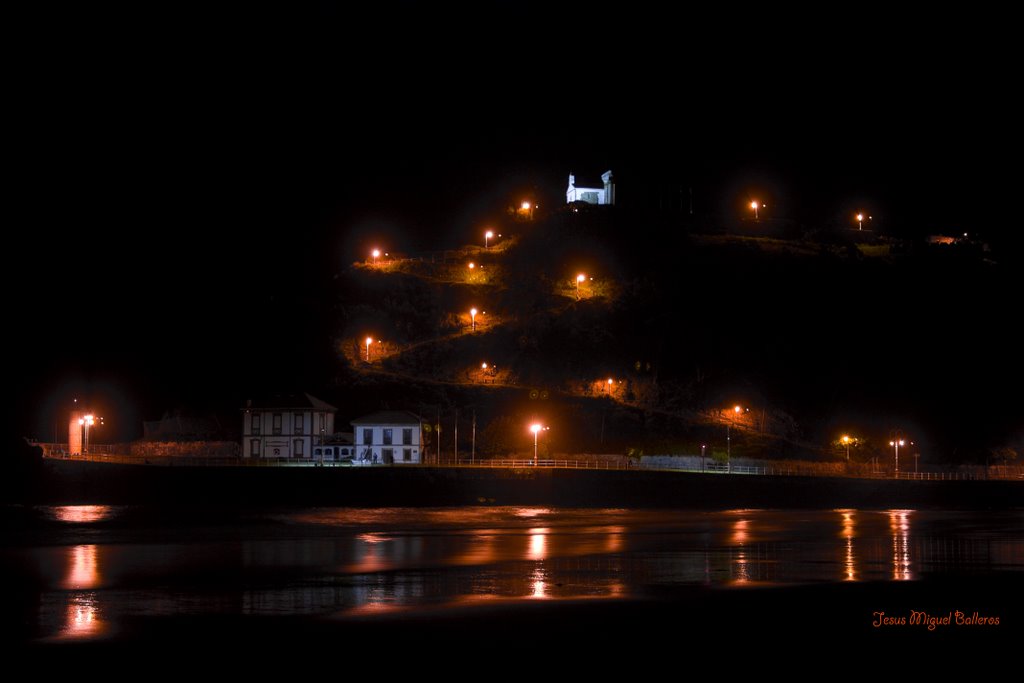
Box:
[21,458,1024,509]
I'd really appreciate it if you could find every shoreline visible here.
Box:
[8,458,1023,509]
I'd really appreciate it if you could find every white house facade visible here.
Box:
[242,393,336,459]
[351,410,425,464]
[566,170,615,205]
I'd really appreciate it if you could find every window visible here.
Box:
[382,448,393,464]
[383,428,393,445]
[341,448,349,456]
[272,413,282,435]
[251,414,260,435]
[403,448,412,462]
[294,414,303,435]
[402,428,413,445]
[294,439,303,457]
[250,439,260,457]
[363,428,373,445]
[314,447,322,458]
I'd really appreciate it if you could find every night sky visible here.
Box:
[8,6,1021,452]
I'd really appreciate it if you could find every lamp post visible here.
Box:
[841,435,852,462]
[576,274,586,300]
[889,437,905,474]
[371,249,380,264]
[751,200,759,220]
[701,443,706,472]
[856,213,864,230]
[470,307,478,332]
[365,336,374,362]
[78,414,95,454]
[606,378,614,393]
[485,230,493,248]
[530,423,543,466]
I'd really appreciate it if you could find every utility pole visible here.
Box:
[726,424,731,473]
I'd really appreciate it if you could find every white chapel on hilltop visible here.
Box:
[566,170,615,205]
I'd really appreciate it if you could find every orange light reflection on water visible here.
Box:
[889,510,913,580]
[50,505,113,523]
[840,510,857,581]
[63,544,101,590]
[62,593,104,638]
[732,518,751,584]
[528,528,548,561]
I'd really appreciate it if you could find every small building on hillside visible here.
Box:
[351,411,425,464]
[566,170,615,205]
[242,393,336,459]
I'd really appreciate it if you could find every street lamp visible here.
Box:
[751,200,759,220]
[522,201,531,211]
[485,230,494,248]
[530,423,545,465]
[856,213,864,230]
[78,414,95,453]
[841,435,852,462]
[606,378,614,393]
[470,307,478,332]
[468,262,475,270]
[576,273,586,300]
[371,249,381,264]
[365,336,374,362]
[889,438,905,473]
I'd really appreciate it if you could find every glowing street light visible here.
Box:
[481,362,488,370]
[889,438,906,473]
[485,230,494,248]
[606,378,614,392]
[365,336,374,362]
[530,423,547,465]
[841,434,853,462]
[750,200,760,220]
[522,201,531,211]
[856,213,864,230]
[470,307,478,332]
[78,414,96,453]
[371,248,381,264]
[734,405,742,414]
[576,273,586,300]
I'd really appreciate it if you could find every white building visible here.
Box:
[351,410,425,464]
[242,393,336,459]
[566,170,615,205]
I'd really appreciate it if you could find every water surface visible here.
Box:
[3,506,1022,642]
